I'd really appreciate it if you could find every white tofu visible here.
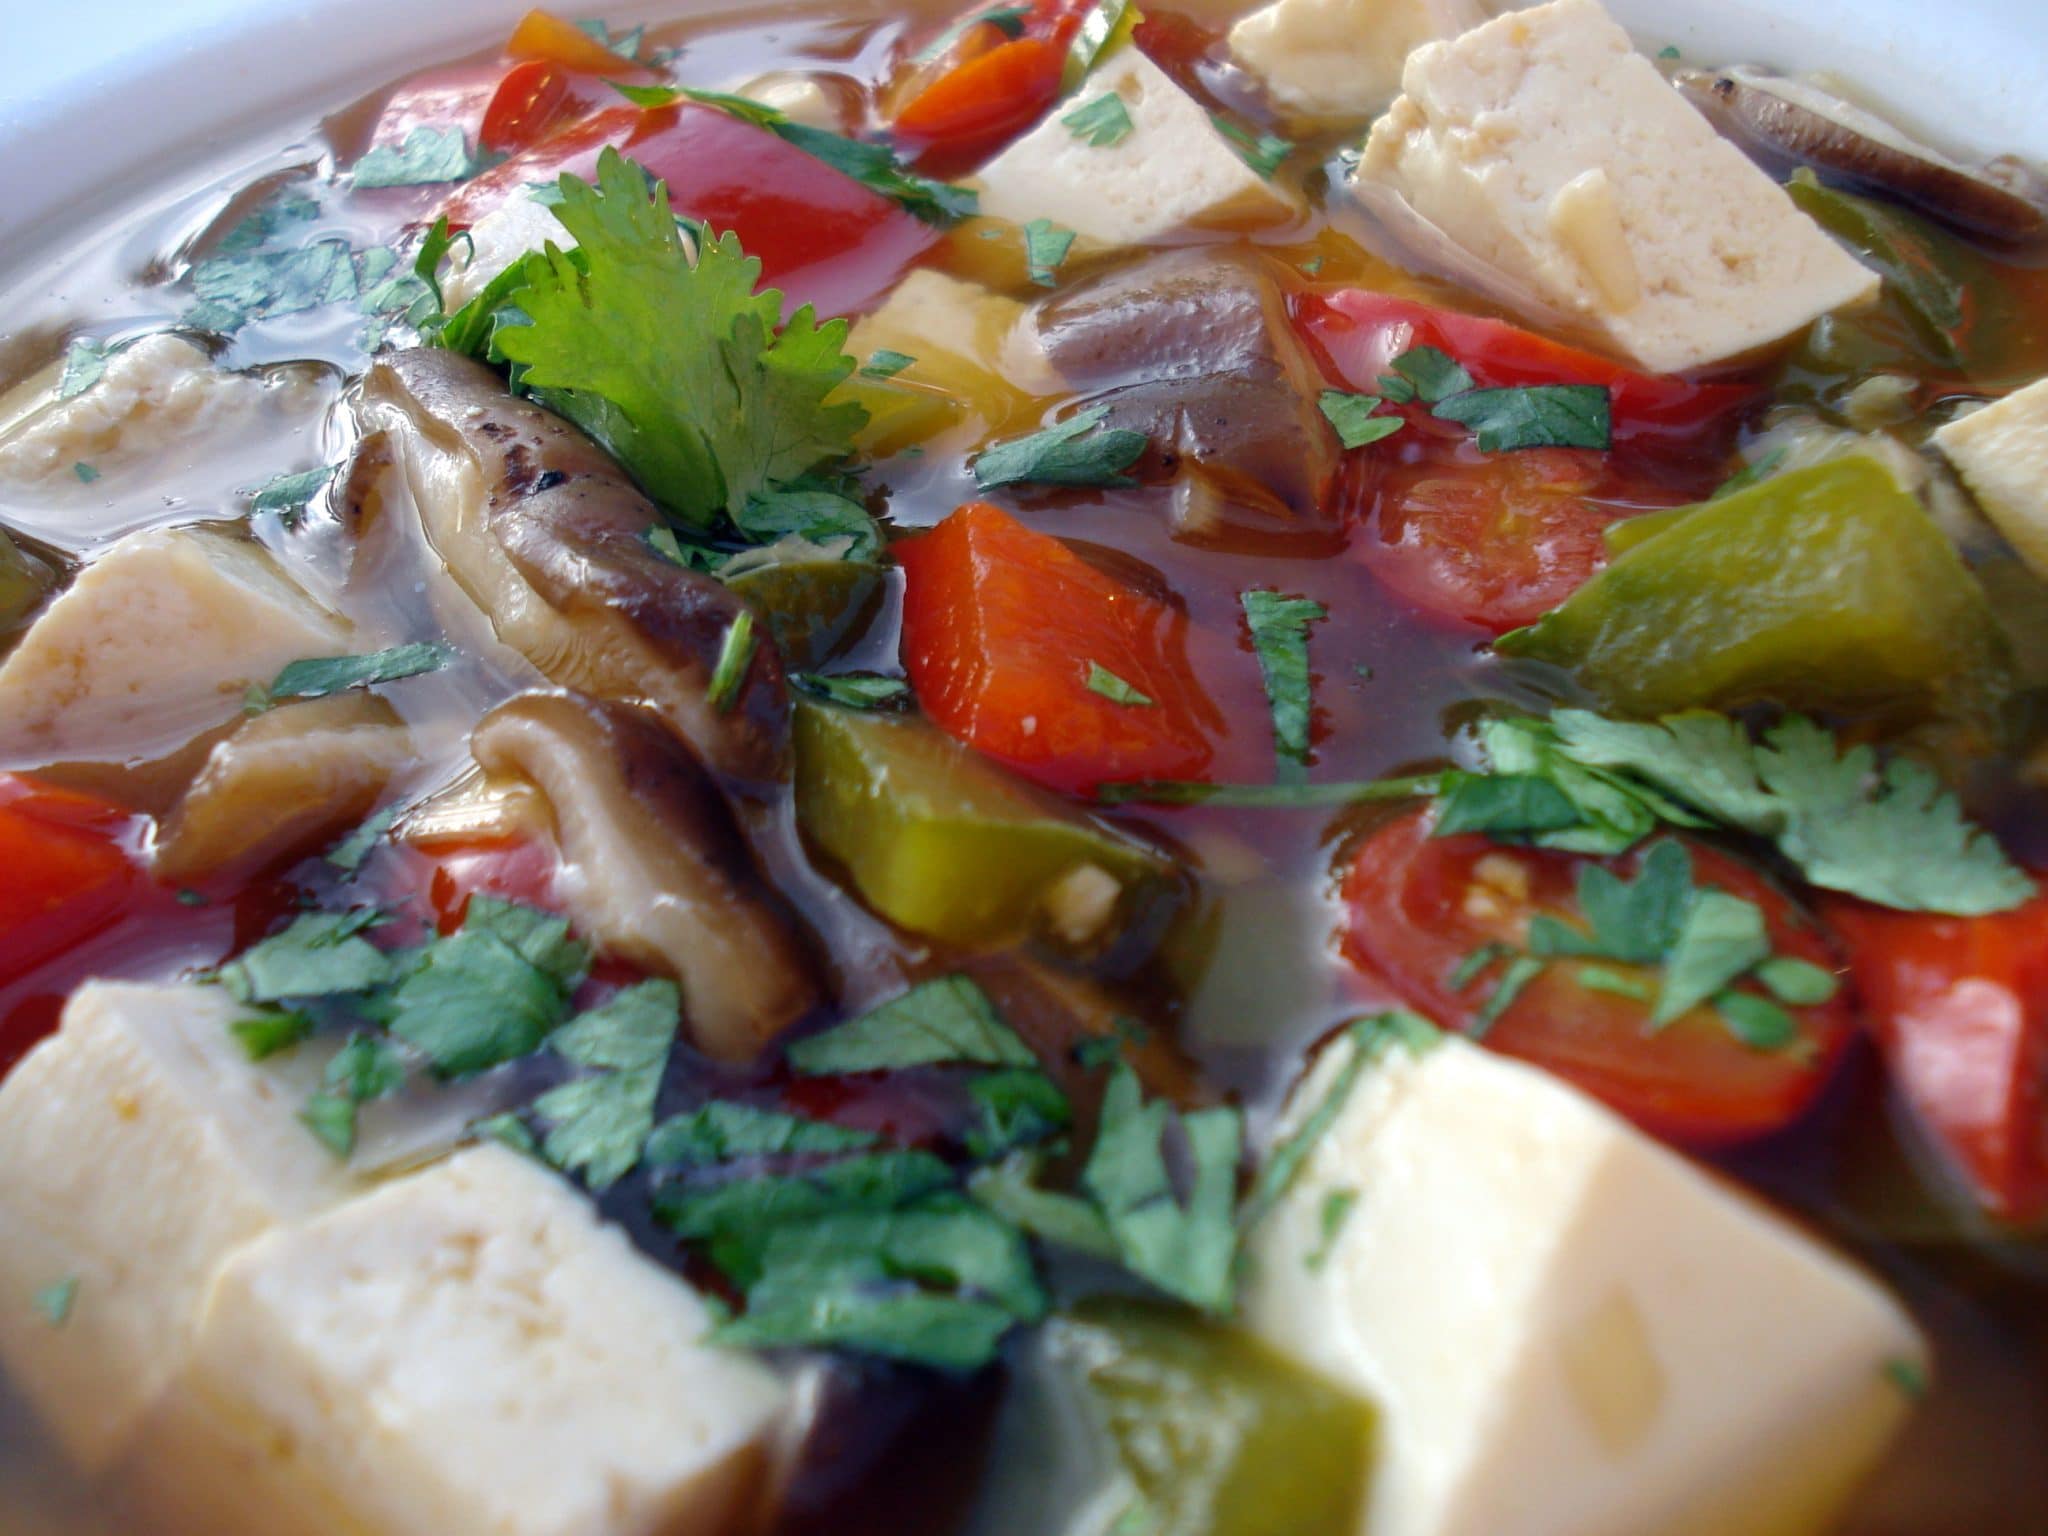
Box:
[1354,0,1880,374]
[129,1146,786,1536]
[0,981,354,1469]
[850,268,1063,398]
[442,191,575,310]
[0,524,351,767]
[972,47,1301,247]
[1228,0,1483,125]
[1243,1030,1927,1536]
[1934,378,2048,577]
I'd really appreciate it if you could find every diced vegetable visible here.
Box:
[794,699,1170,946]
[721,556,884,670]
[1047,1297,1373,1536]
[1828,890,2048,1224]
[1341,807,1856,1146]
[0,774,145,992]
[897,502,1256,794]
[1496,457,2009,720]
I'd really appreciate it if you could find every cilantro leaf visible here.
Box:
[972,405,1148,490]
[1653,889,1770,1026]
[246,465,336,518]
[1714,990,1799,1050]
[969,1152,1120,1259]
[789,976,1037,1074]
[733,487,881,559]
[1431,384,1612,452]
[32,1277,78,1327]
[58,337,114,399]
[1433,772,1583,838]
[1573,840,1694,966]
[185,238,358,333]
[860,348,917,379]
[1023,218,1077,287]
[1086,661,1154,707]
[793,671,911,710]
[268,642,452,701]
[1241,590,1325,785]
[488,149,866,529]
[1755,956,1839,1006]
[964,1068,1072,1159]
[460,896,590,990]
[300,1032,406,1158]
[1389,346,1474,404]
[1471,954,1545,1036]
[534,981,679,1189]
[1084,1065,1242,1313]
[647,1101,878,1167]
[1317,390,1404,449]
[656,1150,956,1253]
[1208,115,1291,179]
[326,804,399,874]
[217,911,391,1003]
[1063,92,1135,147]
[229,1010,315,1061]
[353,127,495,189]
[382,929,572,1078]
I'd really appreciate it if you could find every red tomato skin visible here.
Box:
[1341,807,1855,1147]
[366,58,627,158]
[897,502,1255,796]
[892,37,1068,172]
[438,104,938,318]
[1827,892,2048,1224]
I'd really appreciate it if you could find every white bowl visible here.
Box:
[3,0,2045,277]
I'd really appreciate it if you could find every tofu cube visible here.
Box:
[127,1145,786,1536]
[1228,0,1484,125]
[442,191,574,310]
[972,47,1300,247]
[0,981,354,1468]
[1353,0,1879,374]
[0,524,351,767]
[1243,1030,1927,1536]
[1934,377,2048,578]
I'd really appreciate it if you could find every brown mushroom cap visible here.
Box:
[1677,66,2048,245]
[356,349,787,784]
[469,689,822,1063]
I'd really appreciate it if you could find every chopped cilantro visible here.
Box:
[472,1111,541,1156]
[706,611,758,714]
[1883,1356,1930,1400]
[481,149,866,529]
[969,1152,1120,1259]
[459,896,590,990]
[1653,889,1771,1026]
[326,804,399,874]
[32,1277,78,1327]
[535,981,680,1189]
[71,461,99,484]
[1317,390,1404,449]
[1241,590,1325,785]
[299,1031,406,1158]
[1084,1064,1242,1313]
[58,336,113,399]
[1305,1189,1358,1271]
[656,1149,956,1250]
[789,976,1036,1074]
[217,910,391,1004]
[1711,447,1787,500]
[1434,772,1583,838]
[647,1101,877,1167]
[1576,965,1655,1001]
[972,404,1148,490]
[1714,990,1800,1051]
[1388,345,1474,404]
[1431,384,1612,452]
[734,485,880,558]
[1657,44,1682,60]
[383,921,576,1079]
[1086,661,1154,707]
[229,1009,315,1061]
[1470,954,1545,1037]
[1062,92,1135,147]
[860,347,917,379]
[1209,115,1292,179]
[793,671,911,710]
[268,642,452,702]
[353,126,495,189]
[1449,943,1509,992]
[182,211,396,333]
[247,465,336,519]
[964,1069,1072,1159]
[1755,956,1839,1007]
[1023,217,1077,287]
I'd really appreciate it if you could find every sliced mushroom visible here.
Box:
[1032,249,1340,525]
[355,348,786,783]
[468,690,821,1063]
[152,692,414,883]
[1677,66,2048,244]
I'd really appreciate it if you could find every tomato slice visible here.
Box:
[1341,808,1855,1146]
[1349,438,1689,633]
[0,774,145,985]
[892,36,1068,168]
[1294,290,1757,446]
[438,103,939,318]
[1827,892,2048,1224]
[897,502,1256,795]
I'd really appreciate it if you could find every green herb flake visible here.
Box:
[1657,44,1681,60]
[1085,661,1154,707]
[71,461,99,484]
[230,1010,316,1061]
[969,1153,1120,1259]
[1575,965,1655,1001]
[32,1277,79,1327]
[1242,590,1325,785]
[1432,383,1612,452]
[735,484,881,559]
[326,804,399,874]
[216,910,392,1004]
[1317,390,1405,449]
[353,126,496,189]
[1062,92,1135,147]
[647,1101,878,1167]
[1448,943,1508,992]
[1023,217,1078,287]
[1433,771,1583,839]
[1389,345,1474,405]
[1714,990,1800,1051]
[1883,1356,1930,1400]
[860,347,917,379]
[706,610,758,714]
[472,1111,540,1156]
[1755,955,1839,1007]
[1306,1188,1358,1271]
[247,465,336,518]
[793,671,912,710]
[299,1032,406,1159]
[964,1068,1073,1160]
[1471,955,1546,1038]
[1653,889,1771,1027]
[1376,372,1417,405]
[175,888,208,908]
[58,337,112,399]
[1208,114,1292,179]
[790,975,1037,1075]
[269,642,452,702]
[383,911,578,1079]
[973,404,1148,490]
[535,981,680,1189]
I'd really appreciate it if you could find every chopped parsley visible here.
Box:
[1883,1356,1930,1400]
[789,975,1036,1074]
[1086,661,1154,707]
[972,404,1148,490]
[1388,345,1474,404]
[736,482,881,558]
[325,804,399,874]
[352,126,496,189]
[706,611,758,714]
[71,461,99,484]
[793,671,912,710]
[230,1009,316,1061]
[1470,954,1545,1037]
[1241,590,1326,785]
[1023,217,1077,287]
[32,1277,78,1327]
[647,1101,878,1167]
[965,1068,1073,1160]
[1755,956,1839,1007]
[266,642,453,703]
[860,348,917,379]
[381,900,588,1079]
[1306,1189,1358,1271]
[1209,115,1292,179]
[1317,390,1404,449]
[1431,383,1612,452]
[534,981,681,1189]
[300,1032,407,1158]
[1714,991,1799,1050]
[217,910,392,1004]
[247,465,336,519]
[1062,92,1135,147]
[57,336,114,399]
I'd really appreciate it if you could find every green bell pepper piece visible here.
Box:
[1498,457,2008,720]
[794,700,1170,947]
[1050,1297,1373,1536]
[722,558,883,671]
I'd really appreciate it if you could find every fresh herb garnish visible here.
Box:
[1388,345,1474,404]
[1023,217,1077,287]
[382,900,588,1079]
[793,671,912,710]
[647,1101,878,1167]
[1086,661,1154,707]
[706,611,757,714]
[217,910,392,1004]
[964,1068,1073,1159]
[32,1277,78,1327]
[972,404,1148,490]
[1317,390,1404,449]
[247,465,336,519]
[789,976,1037,1074]
[860,348,917,379]
[1062,92,1135,147]
[969,1152,1122,1258]
[1306,1189,1358,1270]
[230,1009,316,1061]
[1470,954,1545,1037]
[534,981,680,1189]
[352,126,497,189]
[300,1032,407,1158]
[267,642,453,702]
[1714,990,1799,1050]
[1209,115,1292,179]
[71,462,99,485]
[1241,590,1325,785]
[326,804,399,874]
[1431,384,1612,452]
[58,337,113,399]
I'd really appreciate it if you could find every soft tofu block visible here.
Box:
[1935,377,2048,577]
[442,190,574,309]
[972,47,1300,247]
[1353,0,1879,374]
[1228,0,1483,125]
[0,524,350,765]
[1243,1031,1927,1536]
[132,1145,785,1536]
[0,982,354,1468]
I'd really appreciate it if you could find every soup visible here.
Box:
[3,0,2047,1532]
